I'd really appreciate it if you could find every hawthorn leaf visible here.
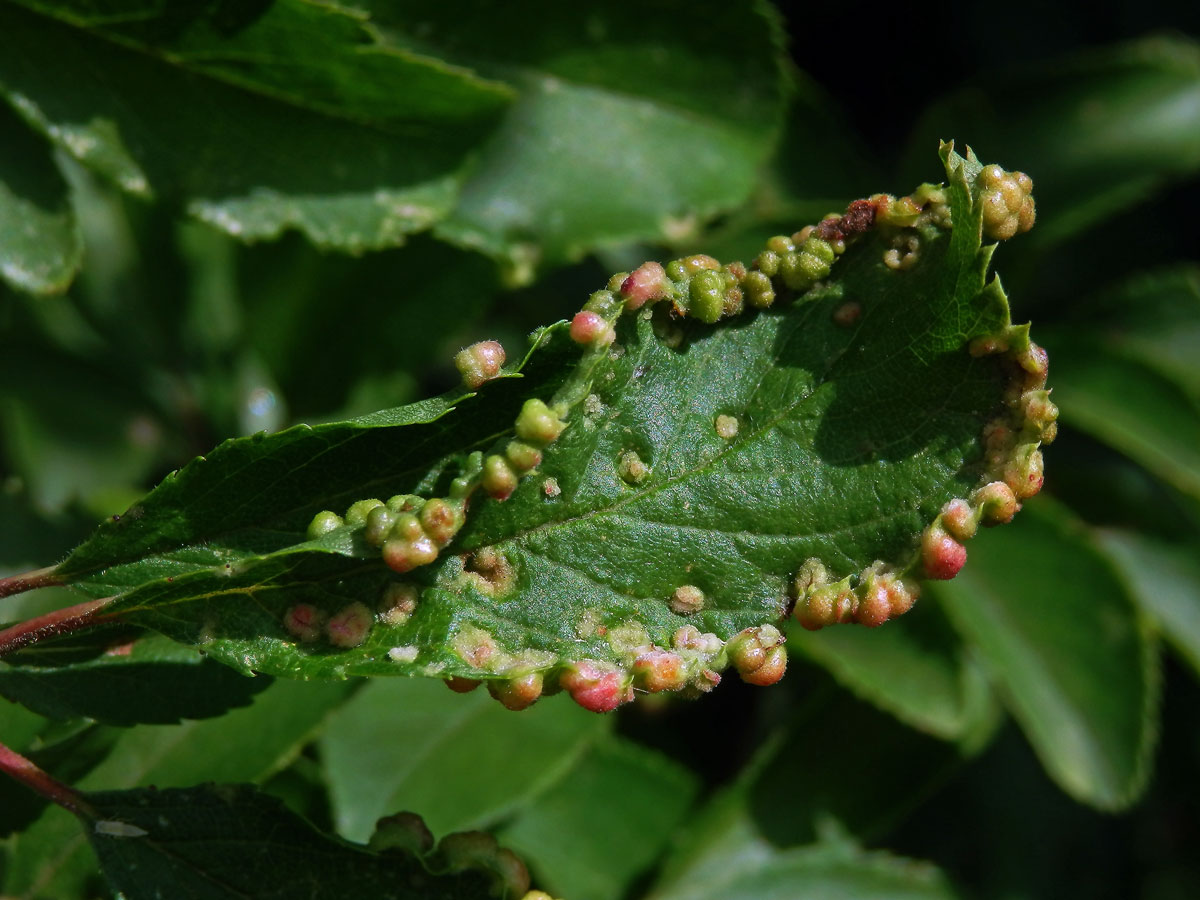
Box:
[357,0,787,278]
[496,736,700,900]
[0,0,512,251]
[903,35,1200,248]
[0,102,81,295]
[0,633,272,725]
[81,784,500,900]
[1099,529,1200,681]
[26,147,1050,714]
[319,677,606,843]
[932,500,1160,810]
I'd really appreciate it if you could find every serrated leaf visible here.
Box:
[0,633,272,725]
[2,678,354,898]
[497,736,700,900]
[1099,529,1200,681]
[24,148,1047,712]
[0,101,81,295]
[903,36,1200,247]
[81,784,497,900]
[787,600,997,742]
[319,677,606,843]
[361,0,787,277]
[932,500,1159,809]
[0,0,512,251]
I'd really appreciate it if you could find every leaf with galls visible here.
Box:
[8,145,1053,717]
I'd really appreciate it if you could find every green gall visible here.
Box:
[306,510,343,540]
[617,449,650,485]
[369,812,434,856]
[454,340,506,390]
[386,494,424,514]
[669,584,705,615]
[515,398,566,445]
[389,512,425,543]
[754,249,780,277]
[487,672,544,711]
[382,535,439,574]
[481,454,519,500]
[681,253,720,275]
[742,270,775,308]
[364,505,396,547]
[714,414,739,440]
[689,270,725,323]
[420,498,462,546]
[345,498,384,526]
[765,234,795,254]
[582,289,621,317]
[506,440,542,473]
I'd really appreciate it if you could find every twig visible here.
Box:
[0,739,97,819]
[0,596,115,659]
[0,565,62,599]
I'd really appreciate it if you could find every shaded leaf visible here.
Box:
[932,500,1160,809]
[497,736,700,900]
[0,634,272,725]
[1099,529,1200,681]
[0,1,512,251]
[320,677,606,843]
[1043,332,1200,501]
[787,600,997,742]
[360,0,788,277]
[82,784,497,900]
[0,102,81,295]
[903,36,1200,247]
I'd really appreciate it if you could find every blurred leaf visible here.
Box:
[320,677,606,843]
[787,600,997,742]
[497,736,699,900]
[1099,529,1200,681]
[0,1,512,251]
[358,0,787,278]
[82,783,497,900]
[40,149,1033,689]
[1043,333,1200,502]
[933,500,1160,809]
[0,103,81,295]
[2,678,353,898]
[0,633,272,725]
[649,783,958,900]
[746,689,987,846]
[903,35,1200,247]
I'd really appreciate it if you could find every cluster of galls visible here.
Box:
[283,581,419,649]
[369,813,531,899]
[444,620,788,715]
[792,558,921,631]
[915,329,1057,583]
[308,493,466,575]
[977,164,1035,241]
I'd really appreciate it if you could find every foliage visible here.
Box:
[2,2,1199,898]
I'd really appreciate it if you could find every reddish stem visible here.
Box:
[0,565,62,599]
[0,596,115,659]
[0,739,96,819]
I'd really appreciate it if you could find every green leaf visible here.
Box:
[2,678,353,898]
[81,784,498,900]
[932,500,1160,809]
[363,0,788,278]
[31,147,1047,713]
[1043,333,1200,501]
[497,736,700,900]
[787,600,998,742]
[319,677,607,843]
[648,784,958,900]
[0,1,512,251]
[0,634,272,725]
[903,36,1200,247]
[1098,529,1200,681]
[0,102,81,295]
